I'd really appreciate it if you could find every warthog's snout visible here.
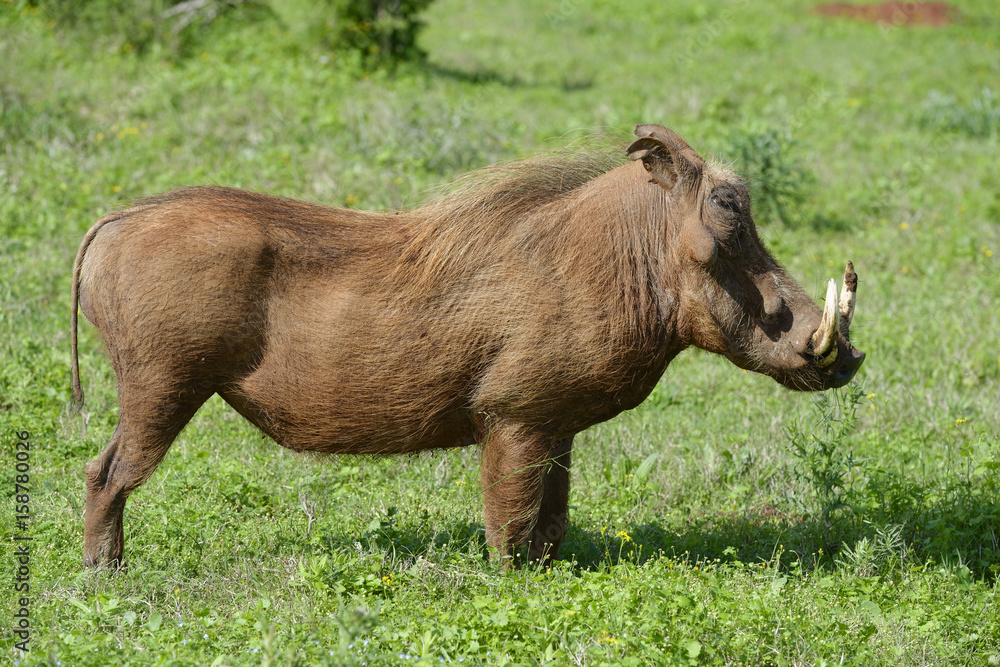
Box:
[826,343,866,388]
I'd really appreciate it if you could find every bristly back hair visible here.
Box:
[388,139,630,294]
[419,138,629,221]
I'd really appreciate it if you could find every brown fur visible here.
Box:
[72,125,863,568]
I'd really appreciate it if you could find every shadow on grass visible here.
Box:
[564,504,826,571]
[423,62,593,92]
[298,487,998,582]
[423,63,527,87]
[806,212,854,234]
[563,494,1000,581]
[322,518,489,562]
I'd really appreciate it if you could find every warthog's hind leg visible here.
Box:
[83,382,212,569]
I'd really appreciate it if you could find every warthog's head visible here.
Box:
[628,124,864,390]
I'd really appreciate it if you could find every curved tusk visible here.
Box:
[839,261,857,341]
[812,279,840,367]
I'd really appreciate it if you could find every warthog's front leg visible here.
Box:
[528,436,572,562]
[480,421,568,565]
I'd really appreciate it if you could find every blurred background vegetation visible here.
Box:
[20,0,435,65]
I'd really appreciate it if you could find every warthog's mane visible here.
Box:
[419,143,629,219]
[386,143,634,299]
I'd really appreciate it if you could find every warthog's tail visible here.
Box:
[72,205,156,411]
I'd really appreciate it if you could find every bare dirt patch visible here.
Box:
[814,2,958,27]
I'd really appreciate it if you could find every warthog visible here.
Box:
[72,124,864,568]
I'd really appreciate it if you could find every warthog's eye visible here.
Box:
[710,193,742,215]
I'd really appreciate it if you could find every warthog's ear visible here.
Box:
[626,124,701,191]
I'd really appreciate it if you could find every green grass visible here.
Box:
[2,0,999,664]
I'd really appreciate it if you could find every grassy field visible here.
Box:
[2,0,999,664]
